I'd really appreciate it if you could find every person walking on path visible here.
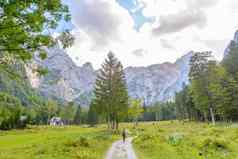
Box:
[122,128,127,143]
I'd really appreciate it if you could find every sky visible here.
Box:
[61,0,238,69]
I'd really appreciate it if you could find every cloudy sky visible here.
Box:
[61,0,238,69]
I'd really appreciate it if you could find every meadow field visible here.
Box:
[0,125,118,159]
[132,121,238,159]
[1,122,238,159]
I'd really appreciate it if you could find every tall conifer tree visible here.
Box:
[92,52,128,129]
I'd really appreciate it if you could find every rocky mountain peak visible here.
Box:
[27,45,193,106]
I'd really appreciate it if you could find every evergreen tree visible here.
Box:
[46,99,58,122]
[222,39,238,121]
[92,52,128,129]
[175,85,200,121]
[60,101,76,125]
[128,99,144,125]
[74,104,82,125]
[189,52,214,122]
[87,103,98,127]
[173,47,238,122]
[220,76,238,121]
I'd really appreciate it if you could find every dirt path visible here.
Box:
[106,137,138,159]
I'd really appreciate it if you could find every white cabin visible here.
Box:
[50,117,64,126]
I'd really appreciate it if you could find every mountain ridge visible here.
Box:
[27,46,193,106]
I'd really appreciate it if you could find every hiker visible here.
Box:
[122,128,127,143]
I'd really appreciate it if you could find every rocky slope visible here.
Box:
[27,45,96,106]
[27,46,193,106]
[224,30,238,57]
[124,52,193,105]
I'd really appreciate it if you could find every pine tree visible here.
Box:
[222,39,238,121]
[87,103,98,127]
[60,102,76,125]
[74,104,82,125]
[189,52,213,122]
[92,52,128,129]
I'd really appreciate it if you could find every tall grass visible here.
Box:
[132,121,238,159]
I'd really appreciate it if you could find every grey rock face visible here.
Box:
[125,52,193,105]
[27,45,96,106]
[224,30,238,57]
[27,46,193,106]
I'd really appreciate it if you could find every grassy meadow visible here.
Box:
[131,121,238,159]
[0,125,118,159]
[1,122,238,159]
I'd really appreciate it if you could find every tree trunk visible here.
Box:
[116,120,119,130]
[203,112,208,122]
[155,112,159,121]
[112,119,116,130]
[135,118,138,126]
[209,107,215,125]
[107,115,110,129]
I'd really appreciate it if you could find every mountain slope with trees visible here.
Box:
[174,30,238,123]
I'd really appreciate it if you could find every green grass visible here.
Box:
[131,121,238,159]
[2,122,238,159]
[0,125,118,159]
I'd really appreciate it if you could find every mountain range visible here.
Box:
[26,30,238,107]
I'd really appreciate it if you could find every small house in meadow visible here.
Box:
[50,117,64,126]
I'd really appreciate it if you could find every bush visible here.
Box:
[64,136,90,148]
[200,137,230,151]
[167,133,184,146]
[0,92,23,130]
[208,127,224,136]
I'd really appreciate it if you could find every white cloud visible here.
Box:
[65,0,238,69]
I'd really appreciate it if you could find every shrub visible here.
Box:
[64,136,90,148]
[167,133,184,146]
[200,137,230,151]
[0,92,22,130]
[79,136,90,147]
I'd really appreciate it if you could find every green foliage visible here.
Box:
[189,52,214,119]
[45,99,58,120]
[60,102,76,124]
[175,84,198,120]
[222,41,238,79]
[0,92,22,130]
[176,50,238,122]
[87,103,99,126]
[167,133,184,146]
[74,104,82,125]
[92,52,129,129]
[146,102,176,121]
[0,0,72,65]
[133,121,238,159]
[128,99,144,122]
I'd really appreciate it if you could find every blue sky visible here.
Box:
[116,0,154,31]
